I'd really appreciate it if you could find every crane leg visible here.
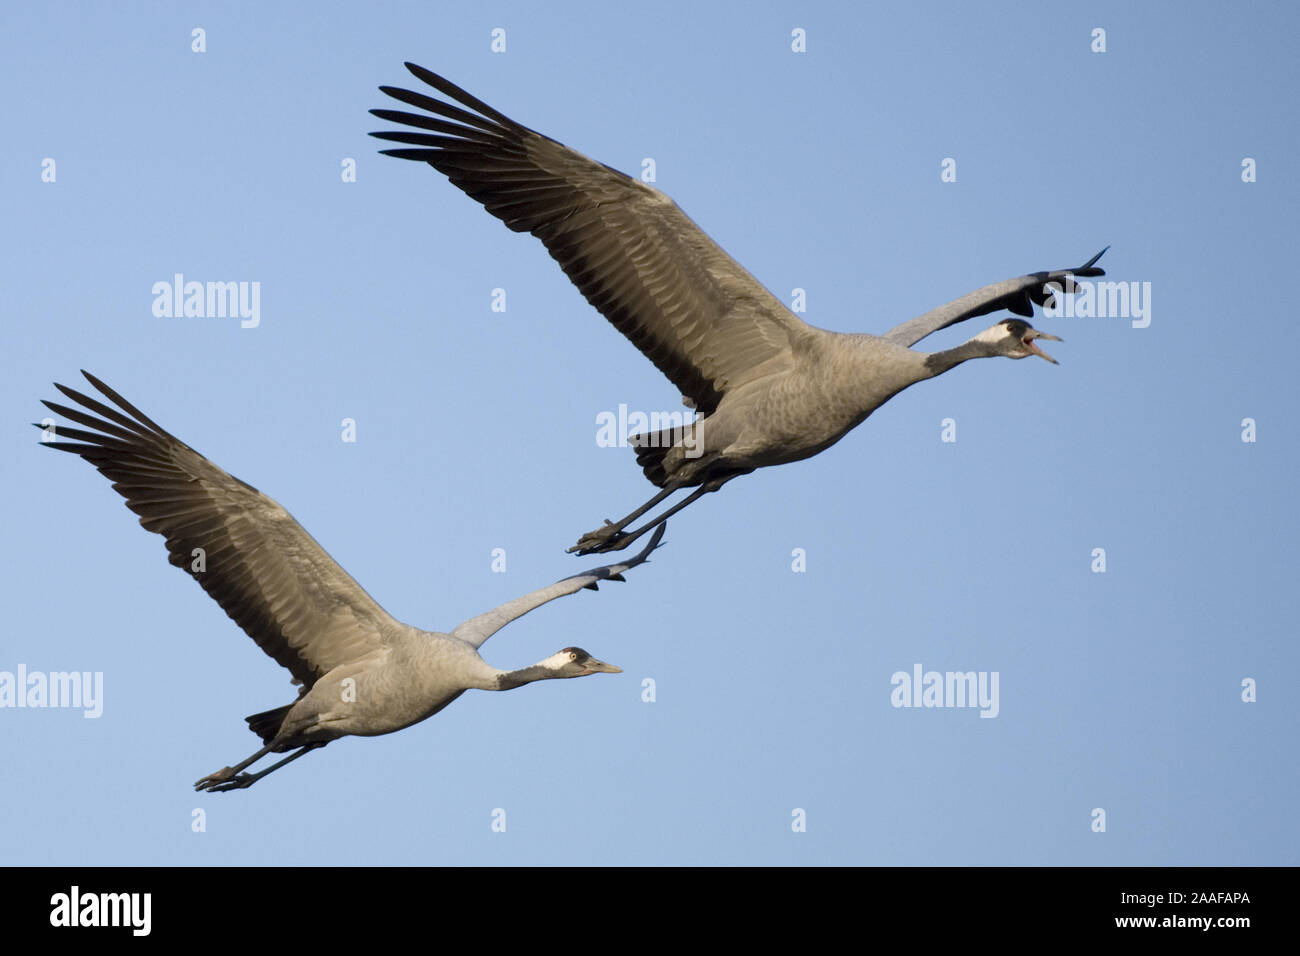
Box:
[570,475,738,555]
[567,484,680,553]
[194,742,326,793]
[193,744,275,790]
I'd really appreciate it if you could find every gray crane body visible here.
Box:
[369,64,1106,553]
[39,372,663,791]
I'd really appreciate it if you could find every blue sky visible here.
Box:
[2,0,1296,865]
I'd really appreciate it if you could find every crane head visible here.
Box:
[979,318,1062,364]
[546,647,623,677]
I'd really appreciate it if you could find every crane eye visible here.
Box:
[569,652,578,661]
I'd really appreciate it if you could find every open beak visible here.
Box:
[1024,330,1062,365]
[583,658,622,675]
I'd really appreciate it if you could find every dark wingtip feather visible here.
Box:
[398,63,519,128]
[77,371,170,435]
[39,440,104,455]
[1076,245,1109,277]
[376,148,437,162]
[52,382,156,440]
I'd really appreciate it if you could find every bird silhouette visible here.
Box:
[39,371,664,791]
[370,64,1106,554]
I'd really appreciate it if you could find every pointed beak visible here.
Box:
[583,658,622,675]
[1025,330,1062,365]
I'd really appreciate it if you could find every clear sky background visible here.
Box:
[2,1,1296,865]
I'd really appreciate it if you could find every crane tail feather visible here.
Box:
[245,704,293,745]
[632,432,677,488]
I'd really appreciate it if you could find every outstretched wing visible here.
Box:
[451,525,666,650]
[39,372,397,688]
[371,64,815,417]
[883,247,1109,347]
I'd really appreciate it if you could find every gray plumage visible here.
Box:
[38,372,662,791]
[370,65,1106,554]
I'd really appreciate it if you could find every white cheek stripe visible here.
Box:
[974,325,1012,346]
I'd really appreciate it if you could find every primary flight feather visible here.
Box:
[40,372,664,791]
[371,65,1106,554]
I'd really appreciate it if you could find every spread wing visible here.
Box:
[451,525,665,650]
[370,63,816,416]
[883,247,1109,347]
[39,372,397,688]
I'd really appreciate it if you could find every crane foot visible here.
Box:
[193,767,236,790]
[198,773,257,793]
[569,522,632,555]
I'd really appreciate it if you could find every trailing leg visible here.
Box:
[195,742,327,793]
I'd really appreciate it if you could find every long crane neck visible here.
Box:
[491,663,555,691]
[447,648,562,693]
[834,334,997,422]
[919,338,1004,377]
[467,654,576,691]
